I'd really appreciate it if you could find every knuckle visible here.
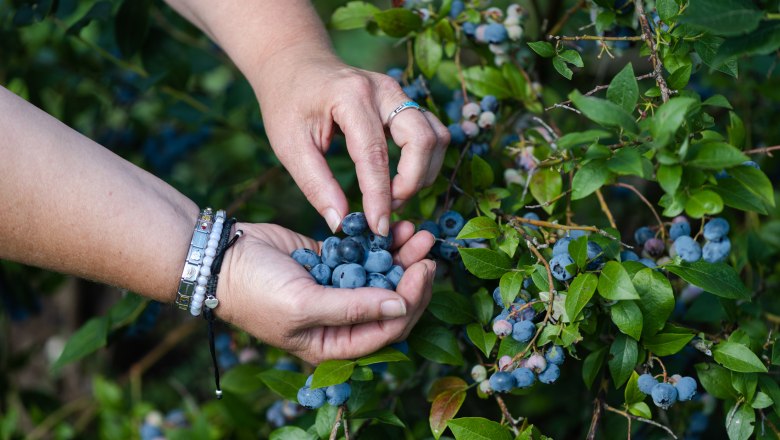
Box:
[412,131,438,150]
[344,301,368,324]
[342,75,373,96]
[363,143,390,170]
[436,126,451,147]
[377,74,401,92]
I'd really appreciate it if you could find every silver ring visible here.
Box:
[386,101,427,126]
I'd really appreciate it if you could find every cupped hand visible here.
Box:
[216,221,435,364]
[252,47,450,237]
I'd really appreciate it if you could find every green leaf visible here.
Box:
[714,176,771,214]
[409,325,464,366]
[656,0,679,21]
[531,264,550,293]
[527,41,555,58]
[714,22,780,65]
[529,167,562,214]
[430,389,467,439]
[624,371,645,405]
[598,262,640,300]
[610,301,643,340]
[651,97,697,148]
[315,405,339,439]
[607,148,643,176]
[258,369,307,401]
[552,56,574,80]
[713,342,767,373]
[498,334,529,359]
[466,323,497,358]
[685,189,724,218]
[351,366,373,381]
[459,248,512,279]
[687,141,750,169]
[571,160,610,200]
[632,268,674,337]
[115,0,150,57]
[311,360,356,388]
[628,402,653,419]
[750,392,773,409]
[356,347,409,366]
[220,365,264,394]
[643,325,694,356]
[607,63,638,113]
[726,402,755,440]
[498,271,524,308]
[565,273,598,321]
[569,91,638,134]
[66,1,112,35]
[728,166,776,208]
[702,95,733,109]
[667,64,692,90]
[447,417,513,440]
[695,363,738,399]
[270,426,316,440]
[694,35,739,77]
[608,334,639,388]
[657,164,682,194]
[558,50,584,67]
[373,8,422,37]
[53,316,109,370]
[666,261,751,300]
[557,130,612,150]
[471,155,494,189]
[429,290,475,324]
[463,66,512,99]
[732,372,758,402]
[330,1,380,30]
[472,288,494,326]
[458,217,500,240]
[583,347,608,389]
[681,0,762,36]
[502,63,530,101]
[415,27,443,79]
[758,376,780,418]
[569,236,588,270]
[107,293,148,329]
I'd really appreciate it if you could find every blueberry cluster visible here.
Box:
[139,410,188,440]
[265,400,302,428]
[296,375,352,410]
[491,287,537,342]
[292,212,403,290]
[455,3,525,66]
[419,210,487,261]
[446,93,498,157]
[472,345,565,395]
[625,217,731,267]
[549,230,603,281]
[638,373,697,410]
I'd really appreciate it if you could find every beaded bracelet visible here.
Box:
[175,208,225,312]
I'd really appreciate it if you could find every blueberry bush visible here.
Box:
[3,0,780,439]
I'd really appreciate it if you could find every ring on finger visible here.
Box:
[386,101,427,127]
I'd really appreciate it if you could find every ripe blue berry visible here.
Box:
[140,423,164,440]
[480,95,499,112]
[493,308,514,325]
[385,265,404,288]
[742,160,760,169]
[367,230,393,251]
[675,376,697,401]
[638,373,658,395]
[321,237,342,268]
[484,23,508,43]
[703,217,730,241]
[492,287,504,307]
[493,319,513,337]
[402,84,424,100]
[326,383,352,406]
[439,237,465,260]
[367,273,394,289]
[669,221,691,241]
[569,230,587,239]
[449,0,465,18]
[538,364,560,384]
[621,250,639,262]
[386,68,403,83]
[634,226,654,245]
[439,211,465,236]
[311,264,332,285]
[673,236,702,262]
[342,212,368,236]
[544,345,565,365]
[265,401,286,427]
[553,237,571,256]
[291,248,321,270]
[511,367,535,388]
[462,22,477,37]
[418,220,442,237]
[586,241,605,270]
[651,382,678,409]
[489,371,515,393]
[338,263,367,288]
[338,237,365,264]
[331,264,347,287]
[703,237,731,263]
[523,212,540,230]
[448,123,466,145]
[550,254,575,281]
[297,386,326,409]
[639,258,657,268]
[512,320,535,342]
[363,249,393,273]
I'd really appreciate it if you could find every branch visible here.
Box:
[586,378,609,440]
[495,395,522,435]
[635,0,671,102]
[496,210,632,248]
[545,73,655,111]
[548,0,587,36]
[604,404,678,439]
[744,145,780,155]
[595,189,618,230]
[330,405,347,440]
[550,34,644,42]
[613,182,666,241]
[444,141,473,211]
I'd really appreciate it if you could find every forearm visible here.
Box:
[0,86,199,301]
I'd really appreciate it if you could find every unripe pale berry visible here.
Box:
[526,353,547,373]
[498,355,514,371]
[461,120,480,138]
[461,102,481,120]
[471,365,488,382]
[478,111,496,129]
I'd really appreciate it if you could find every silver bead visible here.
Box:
[215,389,223,399]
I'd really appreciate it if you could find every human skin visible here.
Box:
[164,0,450,236]
[0,85,435,363]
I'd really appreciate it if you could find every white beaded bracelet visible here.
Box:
[189,210,225,316]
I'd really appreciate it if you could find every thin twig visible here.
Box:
[494,395,521,435]
[545,73,655,111]
[497,211,631,247]
[744,145,780,155]
[595,189,618,229]
[604,404,678,439]
[551,34,644,42]
[635,0,671,102]
[586,378,609,440]
[26,397,92,440]
[330,405,346,440]
[444,141,473,211]
[548,0,587,36]
[613,182,666,240]
[525,189,572,209]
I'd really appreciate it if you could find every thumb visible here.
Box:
[306,286,408,327]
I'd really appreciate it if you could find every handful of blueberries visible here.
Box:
[291,212,403,290]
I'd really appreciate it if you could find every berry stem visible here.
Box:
[603,404,678,439]
[744,144,780,155]
[329,405,347,440]
[550,34,645,42]
[613,182,667,241]
[595,189,618,230]
[495,210,632,248]
[494,395,522,434]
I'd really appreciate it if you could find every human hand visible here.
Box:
[215,220,435,364]
[252,48,450,236]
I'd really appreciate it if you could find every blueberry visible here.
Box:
[325,382,352,406]
[367,230,393,251]
[471,365,488,382]
[553,237,571,256]
[165,409,187,427]
[512,320,535,342]
[291,248,321,270]
[544,345,565,365]
[742,160,760,169]
[509,300,534,321]
[321,237,342,268]
[449,0,465,18]
[586,241,605,270]
[673,236,701,262]
[439,237,465,261]
[703,237,731,263]
[332,264,347,287]
[461,120,479,138]
[480,95,499,112]
[445,101,463,123]
[305,374,314,387]
[639,258,657,268]
[265,401,286,427]
[385,265,404,288]
[462,22,477,37]
[498,355,514,371]
[462,102,481,120]
[363,249,393,273]
[569,230,587,239]
[511,367,535,388]
[651,382,678,409]
[489,371,516,393]
[492,308,514,325]
[418,220,442,237]
[484,23,508,43]
[644,238,665,258]
[493,319,513,337]
[297,386,326,409]
[439,211,465,236]
[492,286,504,307]
[311,264,332,285]
[715,170,730,179]
[215,333,232,351]
[621,250,640,262]
[469,142,489,157]
[339,263,367,288]
[391,340,409,354]
[338,237,365,264]
[704,217,730,241]
[550,254,575,281]
[448,123,466,145]
[669,221,691,241]
[634,226,654,246]
[140,423,164,440]
[523,212,540,230]
[386,68,404,83]
[525,353,547,373]
[367,273,394,289]
[342,212,368,236]
[675,376,697,401]
[402,84,424,101]
[538,364,560,384]
[638,373,658,395]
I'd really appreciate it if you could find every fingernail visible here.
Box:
[378,216,390,236]
[324,208,341,233]
[381,299,406,318]
[391,199,404,211]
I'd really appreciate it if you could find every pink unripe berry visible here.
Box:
[475,25,488,44]
[461,102,481,120]
[672,216,688,224]
[644,237,665,258]
[526,353,547,373]
[478,111,496,129]
[461,120,480,138]
[485,7,504,22]
[479,379,493,394]
[493,319,513,337]
[670,374,683,384]
[498,355,514,371]
[471,365,488,382]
